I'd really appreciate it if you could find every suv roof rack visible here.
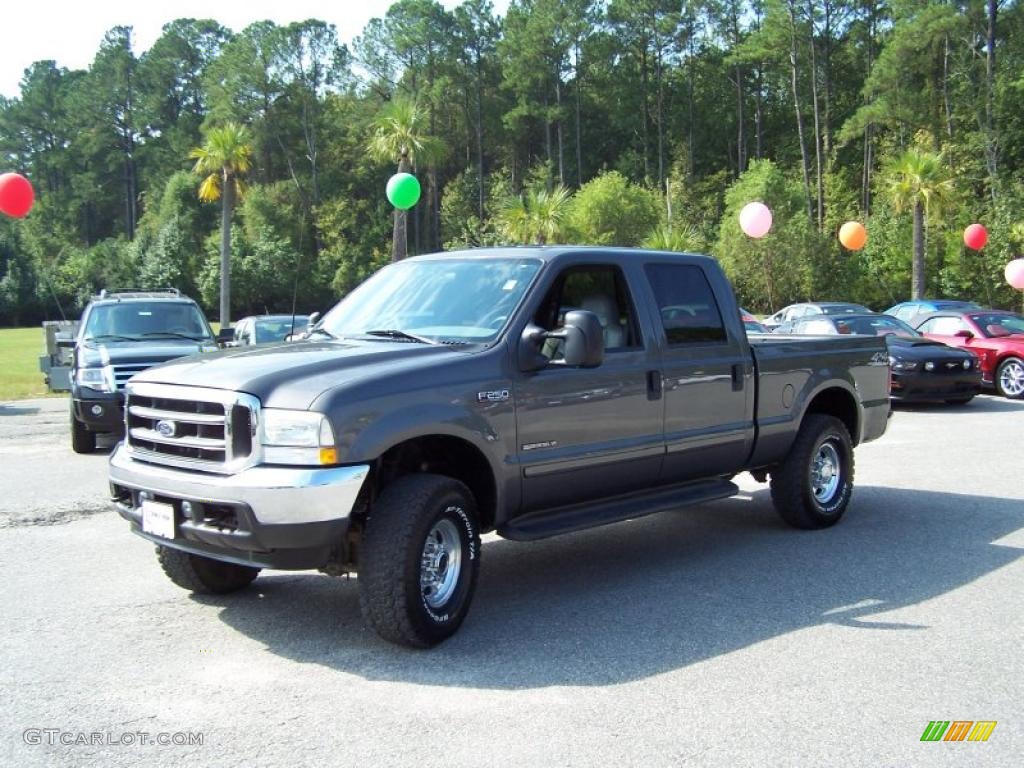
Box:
[96,288,182,300]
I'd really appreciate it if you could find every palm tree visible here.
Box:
[190,123,253,329]
[496,187,573,244]
[368,100,447,261]
[884,149,955,299]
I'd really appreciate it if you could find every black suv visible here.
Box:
[70,290,217,453]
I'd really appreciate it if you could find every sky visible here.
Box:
[1,0,509,99]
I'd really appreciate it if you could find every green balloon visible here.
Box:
[386,173,421,210]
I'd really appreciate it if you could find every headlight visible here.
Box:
[75,366,115,392]
[261,409,337,466]
[888,356,918,372]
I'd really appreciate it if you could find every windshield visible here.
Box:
[319,258,543,343]
[83,301,212,341]
[255,316,308,343]
[835,315,920,338]
[970,312,1024,337]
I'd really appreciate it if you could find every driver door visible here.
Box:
[514,263,664,513]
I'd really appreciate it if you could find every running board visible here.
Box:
[499,478,739,541]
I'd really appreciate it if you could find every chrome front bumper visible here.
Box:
[109,443,369,525]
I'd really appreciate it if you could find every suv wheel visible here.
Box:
[70,408,96,454]
[358,474,481,648]
[770,414,854,529]
[157,546,259,594]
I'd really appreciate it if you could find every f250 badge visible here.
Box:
[477,390,510,403]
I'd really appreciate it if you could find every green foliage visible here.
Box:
[496,186,573,244]
[564,171,661,246]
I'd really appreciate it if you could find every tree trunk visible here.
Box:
[911,200,924,300]
[787,1,813,224]
[392,153,411,262]
[640,44,650,180]
[735,63,746,174]
[807,0,824,230]
[575,39,583,187]
[220,175,234,329]
[475,50,485,219]
[555,74,565,186]
[985,0,998,197]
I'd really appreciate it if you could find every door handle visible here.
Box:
[731,364,744,391]
[646,370,662,400]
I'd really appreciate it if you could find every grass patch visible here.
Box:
[0,326,63,401]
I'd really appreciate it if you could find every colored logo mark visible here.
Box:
[920,721,997,742]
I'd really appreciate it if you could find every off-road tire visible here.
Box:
[70,409,96,454]
[995,356,1024,399]
[770,414,854,529]
[156,546,259,594]
[358,474,481,648]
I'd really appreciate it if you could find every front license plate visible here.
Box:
[141,499,175,539]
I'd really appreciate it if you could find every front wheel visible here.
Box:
[358,474,481,648]
[70,409,96,454]
[995,356,1024,399]
[770,414,854,529]
[156,547,259,594]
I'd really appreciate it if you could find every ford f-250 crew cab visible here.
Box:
[109,247,890,647]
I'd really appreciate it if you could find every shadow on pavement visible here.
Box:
[0,404,41,416]
[205,485,1023,689]
[892,393,1024,414]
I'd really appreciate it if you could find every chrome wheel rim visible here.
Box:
[811,442,841,505]
[420,517,462,609]
[999,360,1024,398]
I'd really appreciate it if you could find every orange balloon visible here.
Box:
[839,220,867,250]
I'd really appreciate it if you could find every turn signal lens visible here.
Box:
[319,447,338,465]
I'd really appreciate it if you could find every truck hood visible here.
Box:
[79,338,212,367]
[130,339,470,409]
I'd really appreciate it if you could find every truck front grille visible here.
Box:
[125,383,259,473]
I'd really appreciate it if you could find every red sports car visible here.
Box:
[914,309,1024,398]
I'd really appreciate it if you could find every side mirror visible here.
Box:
[954,329,974,339]
[216,328,235,347]
[518,310,605,371]
[559,310,605,367]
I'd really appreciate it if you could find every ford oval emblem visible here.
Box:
[155,419,177,438]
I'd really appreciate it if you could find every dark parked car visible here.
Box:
[70,290,217,453]
[763,302,871,330]
[778,312,981,404]
[884,299,982,326]
[915,309,1024,398]
[739,307,769,334]
[233,314,310,346]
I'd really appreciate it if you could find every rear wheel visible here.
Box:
[995,357,1024,399]
[358,474,481,648]
[70,409,96,454]
[770,414,854,529]
[156,547,259,594]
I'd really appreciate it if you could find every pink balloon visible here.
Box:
[1006,258,1024,291]
[963,223,988,250]
[739,201,773,239]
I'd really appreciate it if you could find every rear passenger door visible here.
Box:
[640,261,755,482]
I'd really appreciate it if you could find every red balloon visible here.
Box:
[963,223,988,250]
[0,173,35,218]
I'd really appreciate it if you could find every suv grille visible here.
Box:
[125,382,259,473]
[112,361,163,391]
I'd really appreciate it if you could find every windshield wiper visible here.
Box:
[86,334,137,342]
[362,329,439,345]
[137,331,208,341]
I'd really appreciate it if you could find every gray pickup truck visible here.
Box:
[109,247,890,647]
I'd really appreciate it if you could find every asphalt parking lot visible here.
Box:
[1,396,1021,767]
